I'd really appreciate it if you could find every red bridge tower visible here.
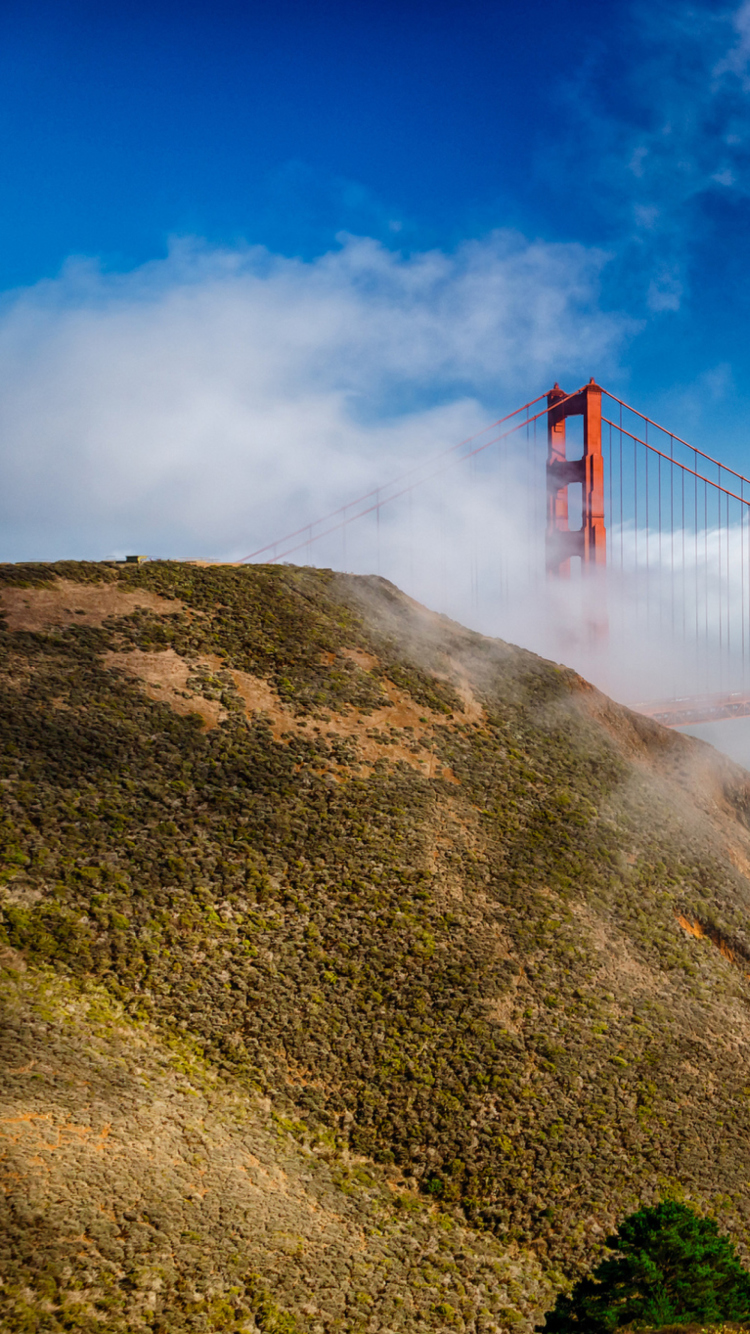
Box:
[546,379,606,577]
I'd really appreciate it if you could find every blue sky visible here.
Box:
[1,0,612,281]
[2,0,750,564]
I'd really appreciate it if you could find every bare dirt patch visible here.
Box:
[676,913,750,974]
[105,644,459,777]
[0,579,185,632]
[453,678,485,724]
[341,647,379,671]
[106,652,285,733]
[486,987,522,1033]
[291,677,459,780]
[104,650,224,730]
[1,578,464,778]
[230,669,286,719]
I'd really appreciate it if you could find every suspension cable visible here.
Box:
[239,389,561,564]
[251,390,584,566]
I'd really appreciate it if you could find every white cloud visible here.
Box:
[715,0,750,83]
[623,0,750,214]
[647,266,683,311]
[2,229,745,724]
[547,2,750,317]
[0,231,629,563]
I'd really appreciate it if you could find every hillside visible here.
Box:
[2,560,750,1333]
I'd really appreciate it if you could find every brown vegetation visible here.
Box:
[1,561,750,1332]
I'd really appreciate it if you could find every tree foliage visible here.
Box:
[540,1201,750,1332]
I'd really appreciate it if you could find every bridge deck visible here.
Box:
[633,692,750,728]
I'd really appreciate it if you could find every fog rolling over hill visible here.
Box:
[3,561,750,1332]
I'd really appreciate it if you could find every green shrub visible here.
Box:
[539,1201,750,1333]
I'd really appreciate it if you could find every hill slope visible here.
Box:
[2,561,750,1333]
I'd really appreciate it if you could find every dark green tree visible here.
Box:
[539,1201,750,1332]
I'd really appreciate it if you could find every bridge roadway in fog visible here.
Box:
[634,692,750,728]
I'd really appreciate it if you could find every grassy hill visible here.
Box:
[2,560,750,1333]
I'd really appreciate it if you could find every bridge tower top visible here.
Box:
[546,378,606,578]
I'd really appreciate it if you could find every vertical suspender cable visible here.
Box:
[715,474,720,672]
[736,485,741,688]
[440,496,446,613]
[619,412,624,571]
[645,420,649,635]
[634,436,639,623]
[658,452,663,637]
[606,418,611,580]
[720,488,725,683]
[408,488,414,591]
[699,480,704,688]
[534,415,540,592]
[694,459,699,687]
[669,440,674,649]
[681,466,686,657]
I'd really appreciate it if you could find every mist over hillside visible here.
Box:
[2,561,750,1333]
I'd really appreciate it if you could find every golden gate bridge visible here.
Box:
[240,380,750,729]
